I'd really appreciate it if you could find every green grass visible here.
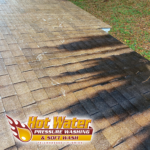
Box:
[69,0,150,60]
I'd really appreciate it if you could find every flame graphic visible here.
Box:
[6,115,32,142]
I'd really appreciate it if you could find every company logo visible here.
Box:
[6,115,93,143]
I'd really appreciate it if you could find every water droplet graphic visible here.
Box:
[17,127,32,142]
